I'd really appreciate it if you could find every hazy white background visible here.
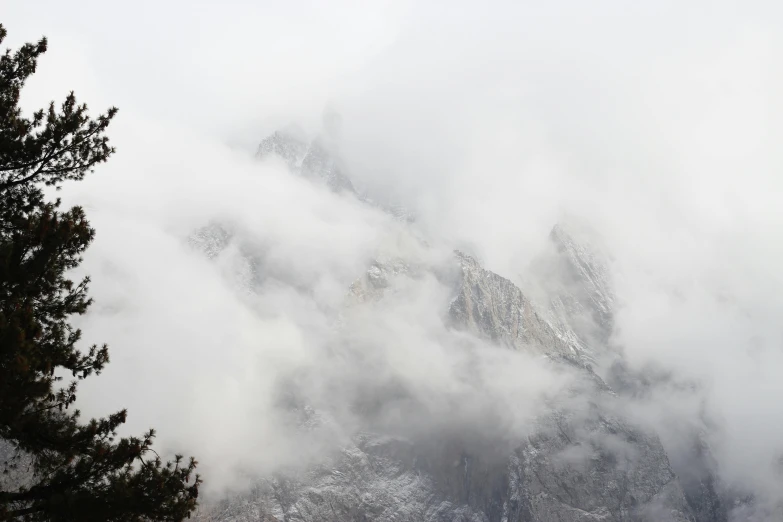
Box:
[5,0,783,510]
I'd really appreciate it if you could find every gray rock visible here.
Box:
[196,242,695,522]
[449,250,584,360]
[547,224,615,346]
[256,129,355,195]
[257,129,418,221]
[256,130,309,170]
[300,140,356,195]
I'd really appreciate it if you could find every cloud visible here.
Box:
[4,0,783,513]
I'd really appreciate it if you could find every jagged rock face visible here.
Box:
[197,407,693,521]
[515,408,692,522]
[256,131,309,170]
[606,362,732,522]
[193,237,694,521]
[441,252,692,521]
[546,225,615,348]
[450,251,581,359]
[191,133,707,522]
[256,131,355,194]
[579,241,733,521]
[347,257,412,305]
[257,129,417,221]
[300,140,356,194]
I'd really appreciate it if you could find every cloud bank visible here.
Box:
[5,0,783,514]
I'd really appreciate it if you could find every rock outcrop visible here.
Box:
[191,130,708,522]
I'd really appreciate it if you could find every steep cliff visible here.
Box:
[190,130,707,522]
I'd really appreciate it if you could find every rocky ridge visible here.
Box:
[257,130,415,222]
[187,129,716,521]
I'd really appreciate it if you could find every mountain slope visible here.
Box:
[191,130,700,522]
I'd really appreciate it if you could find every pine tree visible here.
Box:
[0,23,201,521]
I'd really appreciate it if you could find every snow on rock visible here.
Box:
[189,134,703,522]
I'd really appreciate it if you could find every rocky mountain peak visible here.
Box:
[256,129,355,194]
[189,136,724,522]
[299,139,356,194]
[256,130,309,170]
[450,250,578,358]
[548,224,615,345]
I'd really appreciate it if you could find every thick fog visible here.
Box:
[5,0,783,517]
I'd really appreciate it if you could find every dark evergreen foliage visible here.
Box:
[0,23,201,520]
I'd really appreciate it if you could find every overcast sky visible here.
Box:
[5,0,783,509]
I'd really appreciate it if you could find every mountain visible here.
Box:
[256,130,355,194]
[450,249,587,360]
[257,130,309,171]
[191,232,693,521]
[256,129,415,222]
[547,224,615,348]
[187,129,727,521]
